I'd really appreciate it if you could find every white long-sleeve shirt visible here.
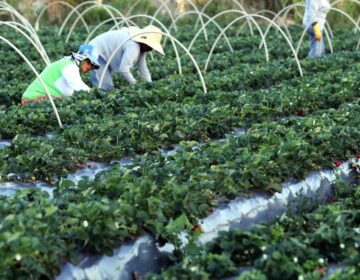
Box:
[303,0,331,30]
[89,28,152,84]
[56,63,90,96]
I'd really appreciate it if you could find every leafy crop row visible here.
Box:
[146,181,360,280]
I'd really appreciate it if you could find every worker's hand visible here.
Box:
[313,22,322,41]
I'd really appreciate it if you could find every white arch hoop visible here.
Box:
[59,1,127,37]
[196,0,254,35]
[98,31,207,94]
[174,0,207,40]
[290,6,334,56]
[331,0,360,33]
[0,0,15,21]
[151,0,209,41]
[205,14,303,76]
[236,9,293,44]
[164,11,233,52]
[0,2,47,56]
[0,3,35,35]
[84,16,139,44]
[204,14,270,73]
[149,0,177,31]
[0,21,50,65]
[281,3,334,40]
[85,15,182,75]
[332,0,360,8]
[296,7,360,52]
[340,1,360,46]
[188,10,265,54]
[260,3,335,49]
[65,4,129,44]
[125,0,141,17]
[295,21,333,56]
[259,5,333,55]
[0,36,62,128]
[34,1,89,33]
[1,20,50,61]
[59,1,95,36]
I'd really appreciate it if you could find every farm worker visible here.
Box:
[21,45,100,105]
[87,25,164,91]
[303,0,331,58]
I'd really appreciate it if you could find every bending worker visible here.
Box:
[87,25,164,91]
[303,0,331,58]
[21,45,99,105]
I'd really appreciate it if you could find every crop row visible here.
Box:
[0,50,358,138]
[146,181,360,280]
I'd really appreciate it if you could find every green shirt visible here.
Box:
[22,58,74,100]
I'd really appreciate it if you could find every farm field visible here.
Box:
[0,1,359,279]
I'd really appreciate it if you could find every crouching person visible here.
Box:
[21,45,100,105]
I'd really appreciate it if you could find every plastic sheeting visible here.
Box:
[198,160,355,244]
[0,139,11,149]
[66,161,112,184]
[0,133,53,149]
[67,159,134,184]
[0,182,54,198]
[57,235,171,280]
[232,128,247,137]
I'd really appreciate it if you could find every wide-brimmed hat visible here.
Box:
[129,25,165,55]
[78,44,100,69]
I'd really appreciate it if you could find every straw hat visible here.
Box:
[129,25,165,55]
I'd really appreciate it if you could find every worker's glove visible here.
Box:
[312,22,322,41]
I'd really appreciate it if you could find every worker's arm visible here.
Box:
[61,63,90,96]
[136,53,152,82]
[118,45,139,85]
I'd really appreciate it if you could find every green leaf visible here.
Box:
[44,205,58,217]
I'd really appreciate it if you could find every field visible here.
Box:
[0,2,360,279]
